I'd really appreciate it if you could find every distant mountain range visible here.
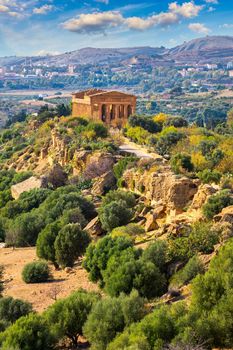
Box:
[0,35,233,67]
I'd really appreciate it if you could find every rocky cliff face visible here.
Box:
[123,166,199,216]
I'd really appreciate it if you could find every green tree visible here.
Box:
[84,291,145,350]
[36,221,61,267]
[99,200,133,232]
[0,313,55,350]
[203,190,233,219]
[55,223,90,268]
[171,153,194,174]
[45,289,99,347]
[6,212,45,247]
[22,261,50,283]
[0,296,33,324]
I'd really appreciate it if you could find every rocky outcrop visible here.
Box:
[82,152,115,180]
[214,205,233,225]
[84,217,104,237]
[123,167,199,216]
[11,176,47,199]
[190,184,218,210]
[92,171,116,196]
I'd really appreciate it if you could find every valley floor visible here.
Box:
[0,247,99,312]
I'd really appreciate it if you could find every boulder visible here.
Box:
[92,171,116,196]
[145,212,159,232]
[84,217,104,237]
[214,205,233,224]
[83,152,115,180]
[123,168,199,214]
[190,184,218,210]
[11,176,47,199]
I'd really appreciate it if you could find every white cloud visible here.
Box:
[169,1,203,18]
[95,0,109,4]
[63,1,203,33]
[33,4,54,15]
[204,0,218,4]
[63,11,124,33]
[221,23,233,28]
[188,22,211,34]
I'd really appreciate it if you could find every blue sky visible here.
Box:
[0,0,232,56]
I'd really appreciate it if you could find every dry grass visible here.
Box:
[0,247,99,312]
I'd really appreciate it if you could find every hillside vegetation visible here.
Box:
[0,104,232,349]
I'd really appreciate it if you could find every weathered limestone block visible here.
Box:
[145,212,159,232]
[84,217,103,237]
[123,168,199,214]
[11,176,47,199]
[92,171,116,196]
[190,184,218,210]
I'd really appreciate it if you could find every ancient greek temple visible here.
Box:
[72,89,137,128]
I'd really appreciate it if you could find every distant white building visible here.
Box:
[206,64,218,70]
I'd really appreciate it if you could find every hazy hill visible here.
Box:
[0,36,232,67]
[168,35,233,63]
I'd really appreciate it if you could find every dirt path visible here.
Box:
[119,138,163,160]
[0,247,99,312]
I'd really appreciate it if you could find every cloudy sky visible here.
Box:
[0,0,232,56]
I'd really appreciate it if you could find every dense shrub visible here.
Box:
[22,261,50,283]
[203,190,233,219]
[165,116,188,128]
[0,297,33,324]
[171,153,194,174]
[83,236,133,284]
[129,115,162,133]
[102,190,136,208]
[36,221,61,267]
[86,122,108,138]
[45,289,99,347]
[6,211,45,247]
[99,200,133,232]
[197,169,222,184]
[103,251,166,298]
[168,222,219,262]
[156,131,184,155]
[169,255,205,289]
[0,313,55,350]
[54,223,90,268]
[84,290,145,350]
[111,223,144,240]
[113,156,136,183]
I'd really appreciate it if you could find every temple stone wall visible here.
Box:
[72,90,136,128]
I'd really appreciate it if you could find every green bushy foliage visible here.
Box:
[165,116,188,128]
[169,255,205,289]
[54,223,90,268]
[86,122,108,138]
[0,313,55,350]
[129,115,162,133]
[84,290,145,350]
[36,221,61,267]
[197,169,222,184]
[168,222,219,262]
[203,190,233,219]
[83,236,133,284]
[0,297,33,324]
[171,153,194,174]
[102,190,136,208]
[45,289,99,347]
[22,261,50,283]
[113,156,136,181]
[156,131,184,156]
[6,211,45,247]
[99,200,133,232]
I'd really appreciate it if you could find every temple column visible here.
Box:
[106,105,111,125]
[124,105,128,119]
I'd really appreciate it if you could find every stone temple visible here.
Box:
[72,89,136,128]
